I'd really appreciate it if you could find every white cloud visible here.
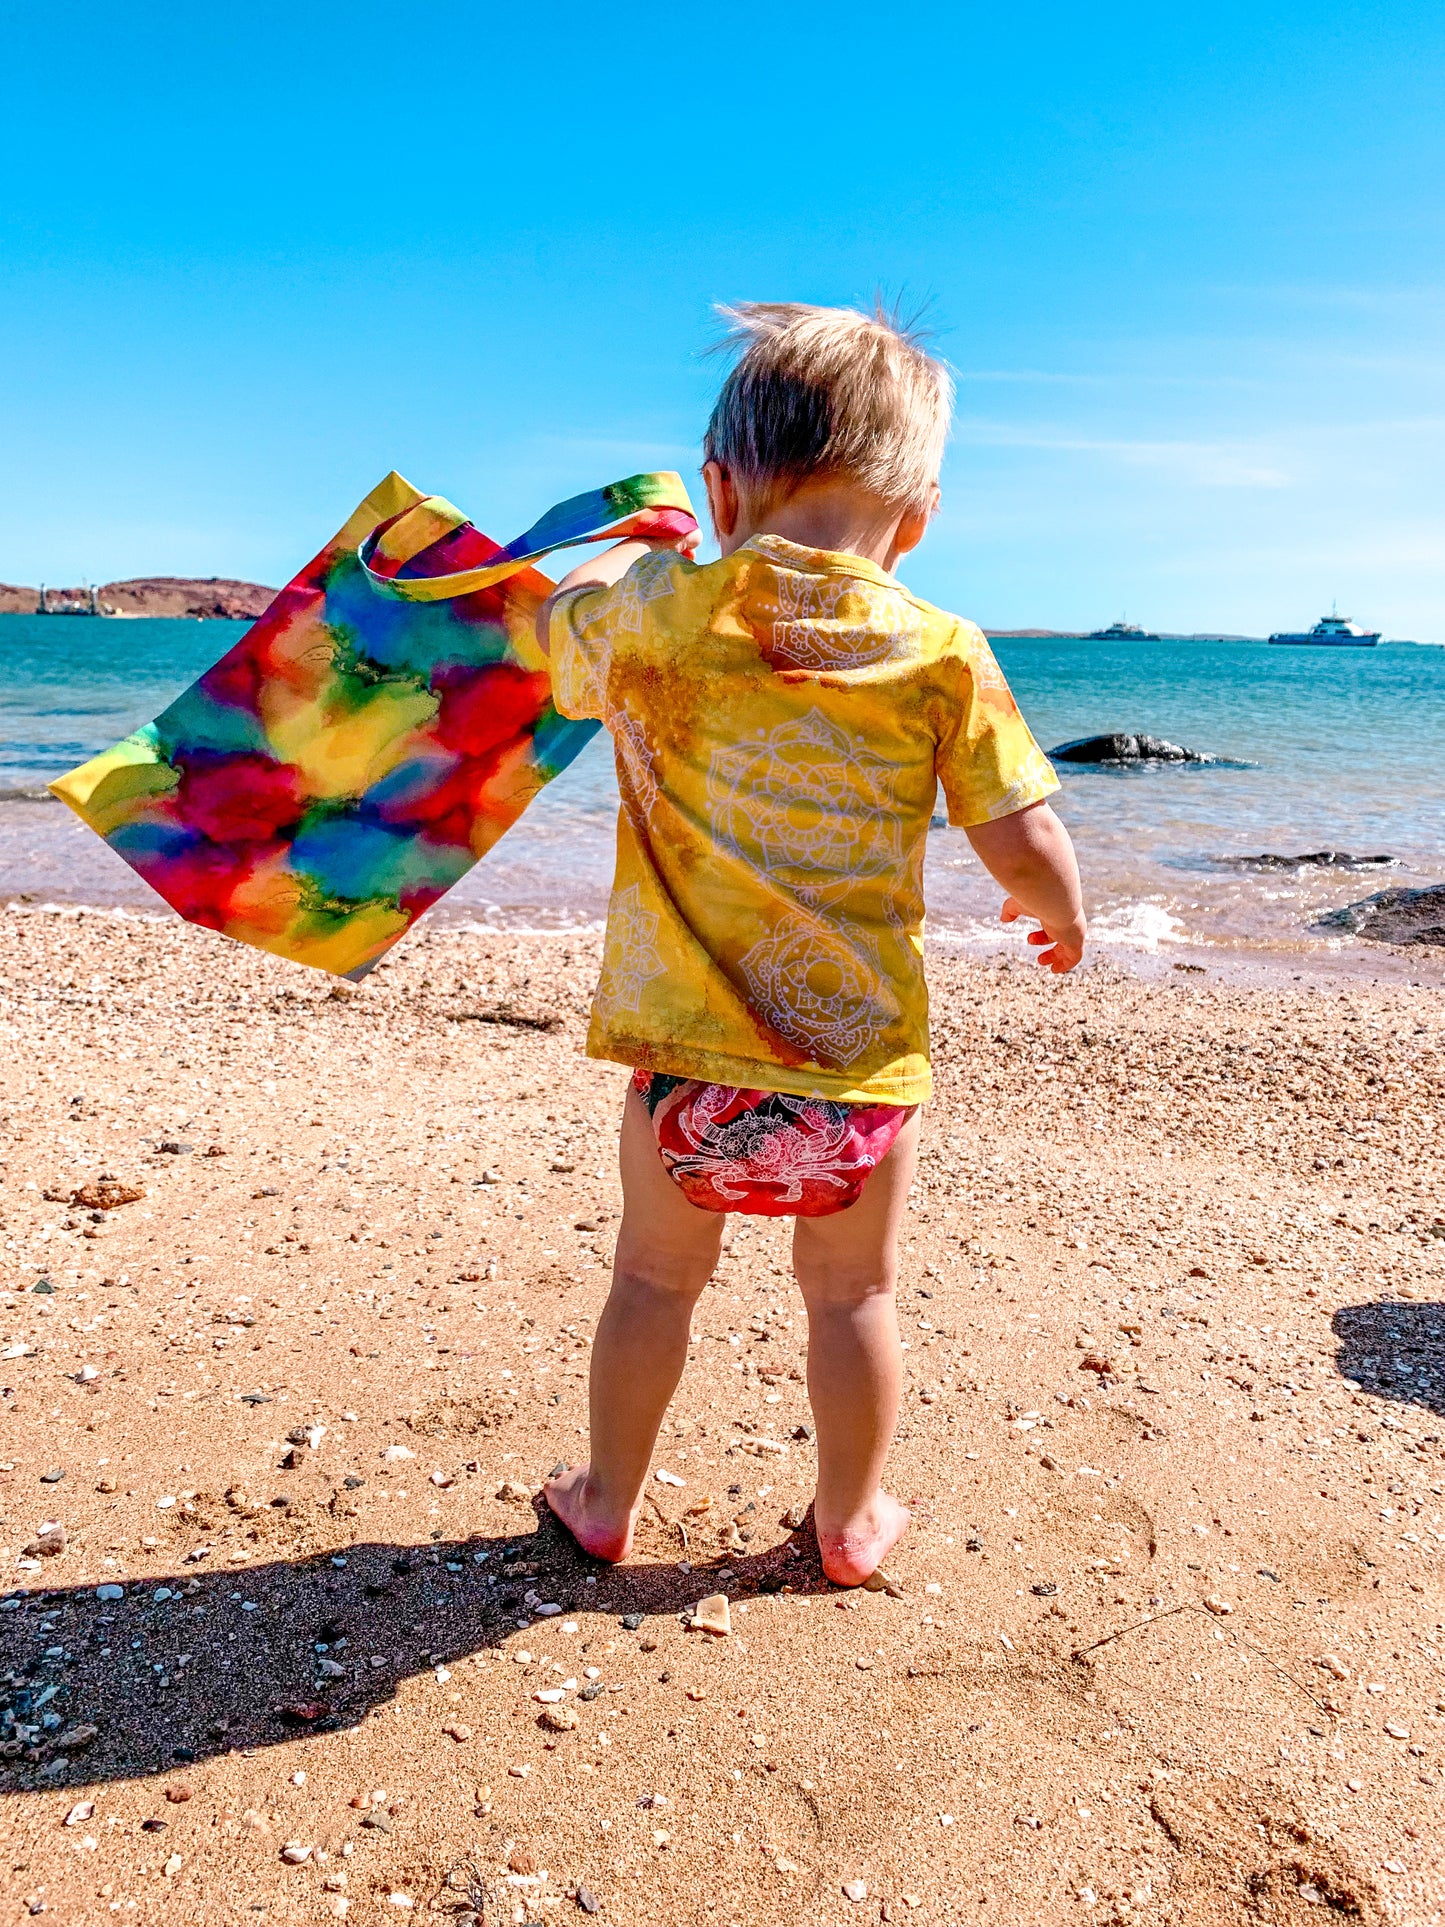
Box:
[951,419,1290,488]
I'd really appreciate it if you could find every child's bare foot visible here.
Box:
[542,1464,636,1563]
[815,1491,910,1587]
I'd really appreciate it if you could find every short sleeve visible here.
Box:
[934,623,1060,826]
[548,550,687,720]
[548,583,619,722]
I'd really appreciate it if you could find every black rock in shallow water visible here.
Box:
[1316,883,1445,948]
[1223,851,1395,871]
[1048,732,1212,764]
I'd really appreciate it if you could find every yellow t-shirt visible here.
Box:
[550,534,1059,1105]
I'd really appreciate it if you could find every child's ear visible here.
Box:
[892,489,937,558]
[703,461,739,542]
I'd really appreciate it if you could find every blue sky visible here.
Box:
[2,1,1441,638]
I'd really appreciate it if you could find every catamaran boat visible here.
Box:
[1268,609,1380,647]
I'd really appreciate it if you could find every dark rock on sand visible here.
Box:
[1049,732,1214,765]
[1222,851,1396,871]
[1316,883,1445,948]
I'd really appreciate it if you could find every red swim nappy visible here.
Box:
[633,1071,913,1217]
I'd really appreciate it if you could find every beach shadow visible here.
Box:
[1332,1300,1445,1421]
[0,1507,827,1794]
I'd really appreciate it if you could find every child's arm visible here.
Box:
[535,531,699,657]
[965,801,1086,974]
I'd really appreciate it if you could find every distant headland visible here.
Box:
[0,577,276,619]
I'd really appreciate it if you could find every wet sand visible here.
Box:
[0,909,1441,1925]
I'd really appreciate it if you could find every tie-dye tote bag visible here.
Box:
[50,470,696,977]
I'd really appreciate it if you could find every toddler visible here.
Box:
[537,303,1084,1584]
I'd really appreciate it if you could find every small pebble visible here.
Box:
[843,1879,868,1903]
[1204,1594,1234,1616]
[690,1594,731,1636]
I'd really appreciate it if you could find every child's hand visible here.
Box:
[639,527,701,559]
[1000,897,1086,974]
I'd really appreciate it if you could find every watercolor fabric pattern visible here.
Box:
[551,533,1059,1105]
[50,471,696,978]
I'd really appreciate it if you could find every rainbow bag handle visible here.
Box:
[51,470,697,979]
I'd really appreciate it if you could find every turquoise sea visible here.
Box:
[2,613,1441,981]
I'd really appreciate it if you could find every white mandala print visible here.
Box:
[709,709,900,900]
[610,708,659,819]
[983,744,1056,819]
[964,629,1011,696]
[595,883,667,1027]
[662,1086,877,1204]
[611,550,679,636]
[549,593,610,719]
[738,914,897,1069]
[768,572,920,670]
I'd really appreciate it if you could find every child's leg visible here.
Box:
[545,1085,725,1561]
[791,1110,921,1585]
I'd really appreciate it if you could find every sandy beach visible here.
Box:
[0,908,1441,1925]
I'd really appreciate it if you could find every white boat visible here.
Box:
[1268,608,1379,648]
[1086,617,1160,641]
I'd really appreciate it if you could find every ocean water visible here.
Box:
[2,613,1442,981]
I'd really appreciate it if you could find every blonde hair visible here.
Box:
[702,301,953,514]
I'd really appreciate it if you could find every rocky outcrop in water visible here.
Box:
[1049,732,1213,764]
[1317,884,1445,948]
[1223,851,1395,871]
